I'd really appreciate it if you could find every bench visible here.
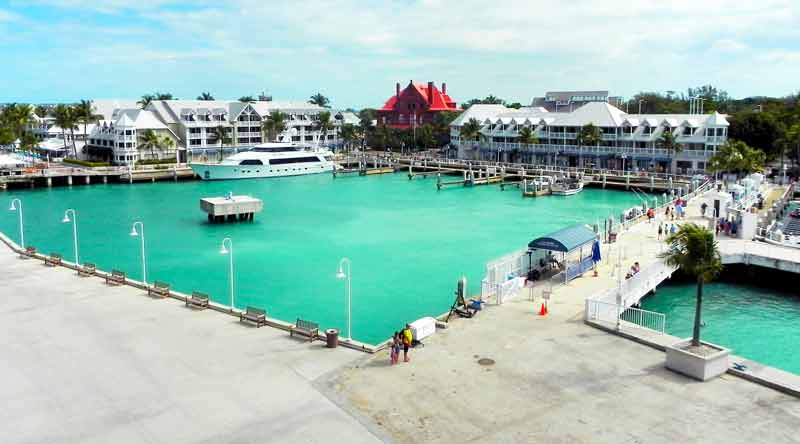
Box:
[105,269,126,286]
[240,306,267,327]
[78,262,96,277]
[186,291,209,309]
[290,318,319,342]
[148,281,170,298]
[44,253,62,267]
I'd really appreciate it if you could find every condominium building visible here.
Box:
[86,108,180,164]
[450,101,729,174]
[531,91,623,113]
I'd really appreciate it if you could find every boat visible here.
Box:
[190,143,335,180]
[550,177,584,196]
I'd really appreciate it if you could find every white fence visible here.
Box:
[593,260,676,309]
[585,299,666,334]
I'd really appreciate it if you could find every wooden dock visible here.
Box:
[200,195,263,223]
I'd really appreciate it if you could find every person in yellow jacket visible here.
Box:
[401,324,413,362]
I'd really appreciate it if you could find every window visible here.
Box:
[683,127,693,136]
[269,157,322,165]
[239,159,263,165]
[189,128,202,134]
[305,135,314,141]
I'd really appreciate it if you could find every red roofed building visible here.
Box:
[377,81,458,128]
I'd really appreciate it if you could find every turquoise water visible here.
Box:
[641,282,800,374]
[1,174,643,344]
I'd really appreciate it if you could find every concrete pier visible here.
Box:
[200,195,263,223]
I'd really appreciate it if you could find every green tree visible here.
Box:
[415,124,436,149]
[34,105,48,118]
[261,110,288,142]
[52,104,78,156]
[197,92,215,101]
[707,140,766,176]
[517,126,539,145]
[659,224,723,347]
[239,96,255,103]
[309,93,330,108]
[657,129,683,155]
[154,92,174,100]
[728,112,782,159]
[315,111,334,145]
[19,131,38,155]
[339,123,358,151]
[460,118,482,145]
[75,100,101,155]
[577,123,602,146]
[139,129,167,160]
[138,94,155,109]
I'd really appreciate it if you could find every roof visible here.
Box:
[91,99,140,120]
[379,81,458,112]
[551,101,626,127]
[528,224,596,253]
[450,104,507,127]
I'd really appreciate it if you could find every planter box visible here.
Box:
[665,338,730,381]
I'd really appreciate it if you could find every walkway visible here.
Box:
[0,247,381,444]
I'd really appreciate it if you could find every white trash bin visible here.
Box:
[409,317,436,341]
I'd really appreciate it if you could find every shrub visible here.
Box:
[137,158,177,165]
[63,158,111,168]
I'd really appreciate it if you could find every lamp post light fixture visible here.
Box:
[336,257,352,341]
[219,237,235,310]
[129,221,147,284]
[9,198,24,249]
[62,209,79,265]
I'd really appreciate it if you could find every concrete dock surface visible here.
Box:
[0,247,382,444]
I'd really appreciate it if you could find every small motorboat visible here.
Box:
[550,177,584,196]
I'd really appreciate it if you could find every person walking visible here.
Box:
[701,202,708,218]
[401,324,413,363]
[658,222,663,240]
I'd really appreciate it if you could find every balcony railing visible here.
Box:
[457,141,713,159]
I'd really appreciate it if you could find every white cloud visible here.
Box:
[711,39,749,53]
[0,8,20,22]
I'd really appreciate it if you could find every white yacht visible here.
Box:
[190,143,335,180]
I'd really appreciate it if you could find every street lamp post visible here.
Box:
[638,100,646,114]
[336,257,352,340]
[219,238,235,310]
[62,209,79,265]
[9,198,24,249]
[129,221,147,284]
[621,154,627,175]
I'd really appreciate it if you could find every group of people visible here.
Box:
[664,198,686,221]
[390,324,413,365]
[657,221,679,240]
[625,261,641,280]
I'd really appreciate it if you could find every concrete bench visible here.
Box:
[105,270,126,286]
[44,253,62,267]
[148,281,170,298]
[290,318,319,342]
[186,291,209,309]
[240,306,267,327]
[78,262,96,277]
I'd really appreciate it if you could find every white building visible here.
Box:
[86,108,180,165]
[450,102,729,174]
[144,100,358,162]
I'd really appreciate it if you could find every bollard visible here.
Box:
[67,176,73,186]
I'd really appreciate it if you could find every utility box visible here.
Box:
[409,317,436,341]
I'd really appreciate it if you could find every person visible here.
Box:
[647,208,654,223]
[676,203,684,219]
[633,262,640,274]
[658,222,663,240]
[401,324,413,363]
[701,202,708,217]
[390,332,400,365]
[670,223,677,234]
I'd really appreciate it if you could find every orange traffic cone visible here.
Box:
[539,303,547,316]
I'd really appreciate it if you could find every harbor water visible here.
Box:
[1,173,646,344]
[641,281,800,375]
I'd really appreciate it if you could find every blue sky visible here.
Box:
[1,0,799,108]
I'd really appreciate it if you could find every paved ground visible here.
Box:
[330,293,800,444]
[330,185,800,444]
[0,247,382,444]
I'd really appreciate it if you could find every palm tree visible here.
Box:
[197,92,215,101]
[210,125,231,162]
[52,104,78,156]
[315,111,334,146]
[34,105,48,118]
[460,118,482,145]
[577,123,602,147]
[75,100,101,155]
[139,129,162,160]
[483,95,504,105]
[309,93,330,108]
[154,92,174,100]
[657,130,683,155]
[138,94,155,109]
[517,126,539,145]
[339,123,358,152]
[708,140,766,177]
[239,96,255,103]
[261,110,287,142]
[659,224,723,347]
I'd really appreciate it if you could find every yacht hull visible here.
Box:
[190,162,334,181]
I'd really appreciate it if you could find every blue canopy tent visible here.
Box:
[528,224,598,284]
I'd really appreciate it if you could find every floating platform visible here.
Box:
[200,195,263,223]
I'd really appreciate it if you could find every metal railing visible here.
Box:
[585,299,665,334]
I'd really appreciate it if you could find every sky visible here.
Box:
[1,0,799,108]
